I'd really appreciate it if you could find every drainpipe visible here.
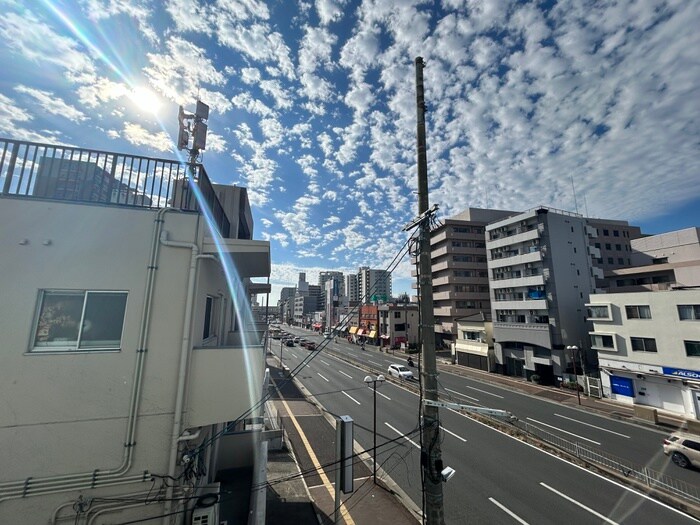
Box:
[1,207,173,503]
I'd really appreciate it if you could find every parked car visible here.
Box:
[388,364,413,380]
[663,432,700,468]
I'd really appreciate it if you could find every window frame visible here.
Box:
[585,303,612,321]
[625,305,652,319]
[590,332,616,351]
[685,340,700,358]
[630,336,657,352]
[31,289,128,353]
[678,305,700,321]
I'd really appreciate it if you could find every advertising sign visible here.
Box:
[610,375,634,397]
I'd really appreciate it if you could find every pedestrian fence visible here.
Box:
[517,419,700,506]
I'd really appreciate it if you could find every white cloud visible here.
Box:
[122,122,174,152]
[316,0,346,25]
[205,132,226,153]
[14,85,87,123]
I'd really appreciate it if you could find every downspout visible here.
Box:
[1,207,172,503]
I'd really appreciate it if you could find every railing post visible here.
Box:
[2,142,20,194]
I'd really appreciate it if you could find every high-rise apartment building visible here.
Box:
[318,271,345,310]
[487,207,607,382]
[427,208,514,347]
[358,266,391,304]
[346,273,359,303]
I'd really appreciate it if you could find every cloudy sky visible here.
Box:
[1,0,698,301]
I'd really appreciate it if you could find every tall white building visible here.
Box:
[0,139,271,524]
[358,266,392,304]
[486,207,603,382]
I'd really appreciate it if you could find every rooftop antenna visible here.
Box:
[570,176,579,214]
[177,100,210,169]
[583,194,589,218]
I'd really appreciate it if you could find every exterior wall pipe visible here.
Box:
[0,208,173,502]
[52,489,162,525]
[158,229,201,524]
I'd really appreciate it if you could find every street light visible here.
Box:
[566,345,581,405]
[363,374,385,484]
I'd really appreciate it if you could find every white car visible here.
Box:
[388,364,413,380]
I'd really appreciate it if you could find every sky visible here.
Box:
[1,0,698,304]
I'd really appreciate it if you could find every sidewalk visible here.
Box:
[265,356,419,525]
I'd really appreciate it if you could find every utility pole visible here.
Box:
[415,56,445,525]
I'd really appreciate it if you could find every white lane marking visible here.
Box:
[320,360,331,366]
[440,426,467,442]
[290,353,298,359]
[317,373,329,382]
[553,413,630,438]
[367,359,382,366]
[338,370,353,379]
[342,391,361,405]
[466,415,695,520]
[444,387,479,402]
[540,482,619,524]
[462,383,503,398]
[376,390,391,401]
[385,422,421,449]
[526,418,601,445]
[489,498,530,525]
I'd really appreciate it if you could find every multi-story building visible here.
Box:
[587,219,642,289]
[319,271,344,310]
[453,312,494,372]
[487,206,610,383]
[346,273,359,302]
[358,266,391,304]
[378,303,419,348]
[426,208,514,348]
[278,286,296,322]
[587,290,700,418]
[0,139,270,523]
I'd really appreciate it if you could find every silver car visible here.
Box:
[388,364,413,380]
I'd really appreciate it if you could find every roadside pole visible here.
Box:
[414,56,445,525]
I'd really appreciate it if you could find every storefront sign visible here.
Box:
[663,367,700,380]
[610,375,634,397]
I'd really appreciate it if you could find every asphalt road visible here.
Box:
[274,327,699,524]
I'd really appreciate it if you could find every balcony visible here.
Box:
[0,137,231,237]
[487,225,539,249]
[185,344,265,428]
[491,274,545,289]
[489,250,543,269]
[492,299,547,310]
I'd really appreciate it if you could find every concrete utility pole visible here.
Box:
[415,56,445,525]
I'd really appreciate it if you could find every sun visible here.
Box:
[129,86,163,114]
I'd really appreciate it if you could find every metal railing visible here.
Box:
[518,419,700,505]
[0,138,230,237]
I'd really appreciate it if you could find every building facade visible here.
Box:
[346,273,359,303]
[427,208,514,347]
[487,207,601,382]
[588,290,700,418]
[0,139,270,523]
[453,312,494,372]
[358,266,391,304]
[378,303,419,348]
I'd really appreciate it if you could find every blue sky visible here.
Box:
[1,0,698,302]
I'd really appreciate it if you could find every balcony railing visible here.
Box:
[0,137,230,237]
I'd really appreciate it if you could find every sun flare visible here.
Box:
[129,86,162,114]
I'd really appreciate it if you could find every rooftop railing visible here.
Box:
[0,138,230,237]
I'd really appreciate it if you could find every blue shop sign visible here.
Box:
[663,367,700,380]
[610,376,634,397]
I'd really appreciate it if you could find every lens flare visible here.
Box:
[129,86,163,114]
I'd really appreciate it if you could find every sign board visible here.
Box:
[610,375,634,397]
[662,367,700,380]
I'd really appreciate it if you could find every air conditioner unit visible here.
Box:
[192,504,219,525]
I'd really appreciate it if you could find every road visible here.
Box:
[273,327,699,524]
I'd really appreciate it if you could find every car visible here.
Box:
[323,331,332,338]
[387,364,413,380]
[293,337,300,343]
[285,339,294,347]
[306,342,317,350]
[663,432,700,468]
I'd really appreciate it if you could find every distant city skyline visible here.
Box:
[1,1,698,305]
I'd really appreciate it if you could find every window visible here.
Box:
[590,333,615,349]
[462,331,482,341]
[631,337,657,352]
[678,305,700,320]
[603,229,609,236]
[393,311,401,318]
[686,341,700,357]
[618,258,624,265]
[613,230,620,237]
[607,257,614,264]
[203,295,218,340]
[605,243,611,250]
[586,305,611,320]
[32,290,127,351]
[615,244,622,251]
[595,243,601,248]
[625,305,652,319]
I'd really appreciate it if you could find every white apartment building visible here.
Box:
[588,290,700,418]
[358,266,392,304]
[487,207,603,383]
[0,139,270,524]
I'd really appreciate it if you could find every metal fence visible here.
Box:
[518,419,700,505]
[0,137,230,237]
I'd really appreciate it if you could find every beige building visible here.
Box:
[453,312,495,372]
[0,139,270,524]
[378,303,419,348]
[425,208,514,347]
